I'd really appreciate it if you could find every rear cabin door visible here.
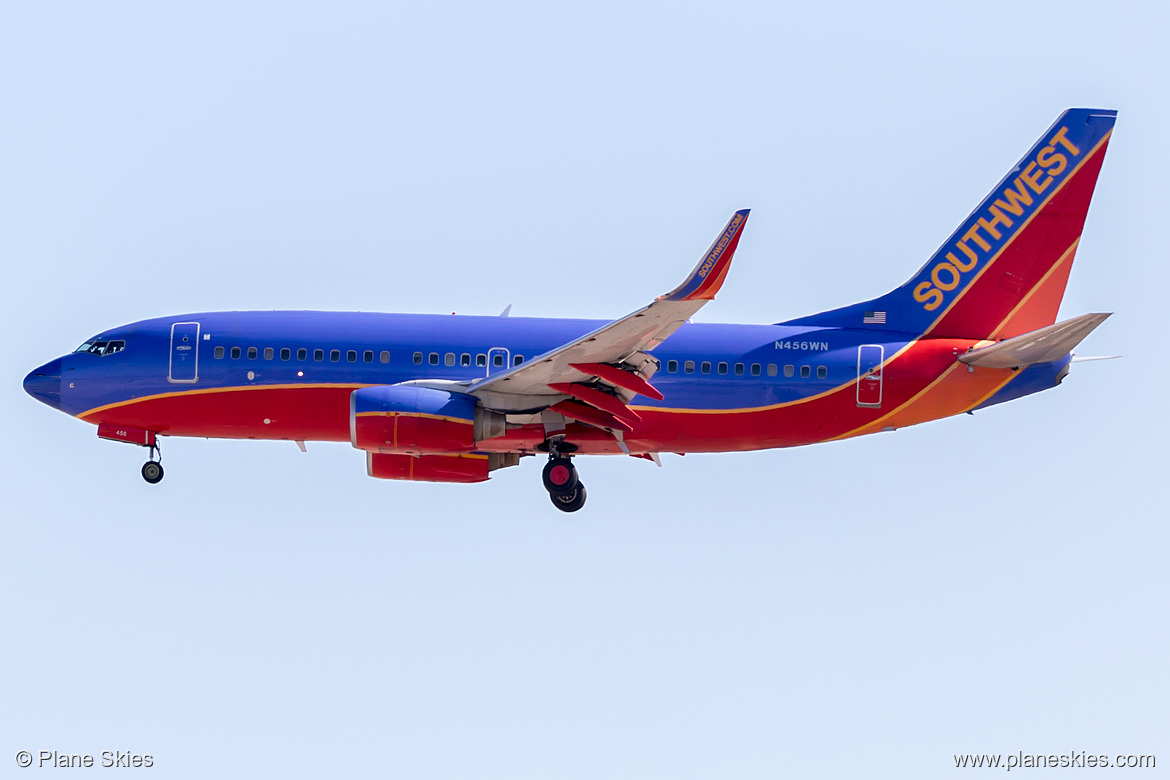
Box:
[169,322,201,383]
[856,344,883,407]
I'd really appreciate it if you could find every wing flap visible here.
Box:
[568,362,664,400]
[548,382,642,423]
[549,400,634,432]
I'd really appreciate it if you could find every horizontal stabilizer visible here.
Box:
[958,313,1111,369]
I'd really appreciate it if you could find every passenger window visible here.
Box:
[314,349,324,361]
[460,353,471,366]
[718,362,728,375]
[475,354,486,367]
[817,366,828,379]
[734,363,745,376]
[445,353,456,366]
[413,352,423,365]
[280,348,291,361]
[379,351,390,364]
[514,355,524,366]
[247,347,258,359]
[264,348,274,360]
[684,360,695,374]
[784,364,794,377]
[493,354,504,367]
[701,361,711,374]
[330,350,341,362]
[347,350,357,363]
[429,353,439,365]
[297,348,307,361]
[363,350,374,363]
[667,360,678,373]
[767,364,778,377]
[231,347,241,360]
[751,363,761,376]
[214,346,224,359]
[800,365,811,378]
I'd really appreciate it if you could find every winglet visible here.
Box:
[661,209,750,301]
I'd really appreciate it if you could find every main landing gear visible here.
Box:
[541,442,586,512]
[141,442,164,484]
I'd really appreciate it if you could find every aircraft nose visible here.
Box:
[23,357,63,410]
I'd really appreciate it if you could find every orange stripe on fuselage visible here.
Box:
[828,362,1014,441]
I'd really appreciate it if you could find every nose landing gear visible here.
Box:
[141,442,164,484]
[541,441,586,512]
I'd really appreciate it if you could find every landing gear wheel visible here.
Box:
[542,457,578,496]
[549,482,587,513]
[141,461,164,484]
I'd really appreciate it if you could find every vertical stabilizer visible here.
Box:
[781,109,1116,340]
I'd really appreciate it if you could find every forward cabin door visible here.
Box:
[856,344,883,407]
[169,322,201,383]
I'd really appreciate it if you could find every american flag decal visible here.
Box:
[863,311,887,324]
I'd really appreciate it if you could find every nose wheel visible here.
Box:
[141,442,164,484]
[541,449,586,512]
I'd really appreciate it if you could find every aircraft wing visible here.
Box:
[467,209,749,413]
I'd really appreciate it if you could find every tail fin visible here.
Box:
[781,108,1116,339]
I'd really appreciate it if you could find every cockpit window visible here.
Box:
[74,340,125,356]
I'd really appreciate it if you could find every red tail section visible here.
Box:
[780,109,1116,340]
[928,124,1113,340]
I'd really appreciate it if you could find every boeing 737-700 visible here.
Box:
[24,108,1116,511]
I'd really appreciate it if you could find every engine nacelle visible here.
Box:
[366,452,491,483]
[350,385,505,454]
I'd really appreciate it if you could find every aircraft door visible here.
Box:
[169,322,201,383]
[486,347,510,376]
[856,344,883,407]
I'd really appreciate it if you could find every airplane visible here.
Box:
[24,108,1116,512]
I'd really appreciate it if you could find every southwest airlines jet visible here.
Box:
[24,109,1116,512]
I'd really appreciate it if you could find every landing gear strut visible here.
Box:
[541,440,586,512]
[141,441,164,484]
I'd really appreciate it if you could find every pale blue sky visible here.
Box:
[3,2,1167,778]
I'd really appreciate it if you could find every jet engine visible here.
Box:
[350,385,506,455]
[366,452,500,483]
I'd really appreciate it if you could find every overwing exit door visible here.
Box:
[856,344,883,407]
[486,347,511,376]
